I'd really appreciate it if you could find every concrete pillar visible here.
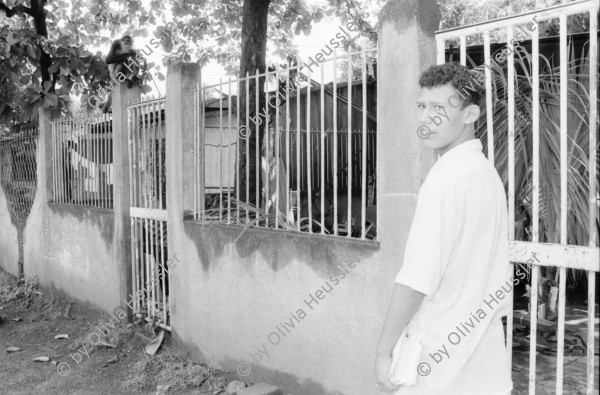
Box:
[166,63,202,223]
[165,63,201,334]
[112,83,140,319]
[34,108,54,276]
[39,109,53,206]
[377,0,441,264]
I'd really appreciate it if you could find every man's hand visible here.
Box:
[374,283,425,393]
[374,354,400,392]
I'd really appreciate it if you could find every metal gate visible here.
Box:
[435,1,598,393]
[127,98,170,330]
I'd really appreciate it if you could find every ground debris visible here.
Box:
[6,346,22,353]
[33,356,50,362]
[103,355,119,367]
[145,330,165,356]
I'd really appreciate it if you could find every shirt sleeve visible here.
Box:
[394,189,461,298]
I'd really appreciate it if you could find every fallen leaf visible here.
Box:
[6,347,23,353]
[145,330,164,355]
[34,357,50,362]
[51,361,57,366]
[54,334,69,340]
[96,339,117,348]
[107,355,119,364]
[11,317,22,322]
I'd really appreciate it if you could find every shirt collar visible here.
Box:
[431,139,483,172]
[437,139,483,162]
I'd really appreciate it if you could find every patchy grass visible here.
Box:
[121,350,227,393]
[0,270,38,304]
[1,268,230,394]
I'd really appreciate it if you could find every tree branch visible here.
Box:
[0,1,34,17]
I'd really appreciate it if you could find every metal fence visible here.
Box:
[51,114,113,208]
[127,98,170,330]
[0,129,38,222]
[436,0,598,393]
[195,46,378,240]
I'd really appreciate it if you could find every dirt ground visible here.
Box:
[0,270,235,395]
[1,269,598,395]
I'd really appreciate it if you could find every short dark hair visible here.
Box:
[418,62,484,108]
[121,35,133,43]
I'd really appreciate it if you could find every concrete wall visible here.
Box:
[17,107,121,312]
[0,84,138,314]
[164,1,440,391]
[0,0,440,392]
[0,186,19,275]
[171,223,392,394]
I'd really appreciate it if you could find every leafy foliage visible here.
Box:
[471,43,598,281]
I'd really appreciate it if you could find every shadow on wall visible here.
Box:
[182,221,378,275]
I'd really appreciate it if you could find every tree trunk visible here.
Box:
[0,0,53,92]
[237,0,271,209]
[30,0,52,92]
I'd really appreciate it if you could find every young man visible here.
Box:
[374,63,513,394]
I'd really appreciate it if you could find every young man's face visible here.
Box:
[416,83,479,154]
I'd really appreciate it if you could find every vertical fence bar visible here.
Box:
[106,114,109,207]
[64,120,69,203]
[437,37,445,65]
[306,66,312,233]
[333,50,339,236]
[227,78,232,224]
[460,35,466,66]
[219,79,224,222]
[56,122,62,203]
[556,14,568,394]
[245,73,250,224]
[131,107,139,311]
[236,80,241,224]
[73,117,77,203]
[254,71,260,226]
[265,74,270,227]
[285,66,290,225]
[346,53,352,237]
[103,115,108,208]
[361,45,367,239]
[65,118,70,203]
[483,31,495,164]
[51,122,57,202]
[127,107,137,312]
[160,101,165,209]
[512,22,537,395]
[160,220,167,325]
[320,62,325,234]
[152,103,157,209]
[95,115,99,208]
[275,65,281,229]
[194,84,199,219]
[587,6,598,394]
[296,64,301,231]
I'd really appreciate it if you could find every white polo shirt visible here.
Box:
[394,139,513,395]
